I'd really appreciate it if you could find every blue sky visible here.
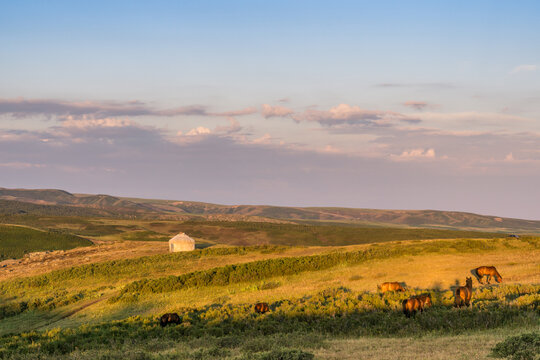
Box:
[1,1,539,219]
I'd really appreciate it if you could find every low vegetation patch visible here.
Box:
[171,219,504,246]
[0,286,537,359]
[0,225,92,261]
[491,332,540,360]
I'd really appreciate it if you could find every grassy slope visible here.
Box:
[0,237,538,359]
[0,225,92,261]
[0,213,506,247]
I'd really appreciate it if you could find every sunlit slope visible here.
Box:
[0,237,538,359]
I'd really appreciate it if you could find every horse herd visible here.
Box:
[389,265,502,317]
[159,265,503,326]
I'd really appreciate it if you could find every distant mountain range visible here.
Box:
[1,187,539,233]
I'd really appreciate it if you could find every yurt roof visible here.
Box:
[169,232,195,243]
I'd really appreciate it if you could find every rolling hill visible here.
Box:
[1,187,540,233]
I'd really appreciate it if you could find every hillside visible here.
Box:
[0,188,158,216]
[0,225,92,261]
[1,187,540,233]
[0,237,538,359]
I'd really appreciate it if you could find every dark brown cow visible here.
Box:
[454,277,473,308]
[160,312,181,327]
[254,302,270,314]
[475,266,502,284]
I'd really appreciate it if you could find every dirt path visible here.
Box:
[41,293,117,329]
[0,240,168,281]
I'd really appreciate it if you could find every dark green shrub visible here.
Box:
[248,349,314,360]
[491,332,540,360]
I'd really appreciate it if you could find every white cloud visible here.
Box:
[510,64,537,74]
[186,126,211,136]
[261,104,294,118]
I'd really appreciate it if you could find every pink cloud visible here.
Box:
[261,104,294,118]
[291,104,420,126]
[391,148,436,161]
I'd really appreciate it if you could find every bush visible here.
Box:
[491,332,540,360]
[248,349,314,360]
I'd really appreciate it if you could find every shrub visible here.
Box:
[247,349,314,360]
[491,332,540,360]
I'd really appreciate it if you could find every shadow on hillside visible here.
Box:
[195,243,213,250]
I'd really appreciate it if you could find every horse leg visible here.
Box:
[487,275,491,284]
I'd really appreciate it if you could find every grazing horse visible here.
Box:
[454,277,473,308]
[160,313,181,327]
[415,293,433,311]
[254,302,270,314]
[378,282,405,293]
[402,297,422,318]
[475,266,502,284]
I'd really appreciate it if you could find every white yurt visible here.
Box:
[168,232,195,252]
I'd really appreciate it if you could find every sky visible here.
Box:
[1,0,539,219]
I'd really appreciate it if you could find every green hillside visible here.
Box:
[0,225,92,261]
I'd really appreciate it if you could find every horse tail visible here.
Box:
[402,299,409,316]
[454,288,462,307]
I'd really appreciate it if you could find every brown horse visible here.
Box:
[160,313,180,327]
[402,297,421,318]
[402,293,432,317]
[254,302,270,314]
[378,282,405,293]
[454,277,473,308]
[415,293,433,311]
[475,266,502,284]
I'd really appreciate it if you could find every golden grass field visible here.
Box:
[0,236,538,359]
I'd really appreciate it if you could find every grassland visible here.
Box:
[0,236,538,359]
[0,225,92,261]
[0,213,506,247]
